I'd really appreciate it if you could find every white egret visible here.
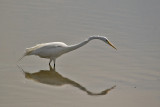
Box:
[20,35,117,68]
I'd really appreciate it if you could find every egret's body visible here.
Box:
[20,36,116,68]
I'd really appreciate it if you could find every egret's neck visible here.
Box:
[65,36,102,53]
[88,36,101,41]
[66,39,89,53]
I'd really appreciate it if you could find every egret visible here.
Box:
[20,35,116,68]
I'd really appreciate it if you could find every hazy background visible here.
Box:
[0,0,160,107]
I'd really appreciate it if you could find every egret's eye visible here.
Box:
[106,40,109,43]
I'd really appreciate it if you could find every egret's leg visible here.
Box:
[49,59,52,65]
[49,64,53,71]
[53,60,56,69]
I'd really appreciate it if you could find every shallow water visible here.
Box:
[0,0,160,107]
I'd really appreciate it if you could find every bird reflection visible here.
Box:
[19,65,116,96]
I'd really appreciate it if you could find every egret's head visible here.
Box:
[89,35,117,50]
[99,36,117,50]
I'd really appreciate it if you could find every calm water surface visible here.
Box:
[0,0,160,107]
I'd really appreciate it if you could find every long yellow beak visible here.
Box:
[108,41,117,50]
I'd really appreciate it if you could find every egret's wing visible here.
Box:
[36,42,67,50]
[28,42,67,55]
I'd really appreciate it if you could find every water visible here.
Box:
[0,0,160,107]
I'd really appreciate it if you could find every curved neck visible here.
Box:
[65,36,101,53]
[66,39,89,53]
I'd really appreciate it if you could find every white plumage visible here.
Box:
[26,42,67,58]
